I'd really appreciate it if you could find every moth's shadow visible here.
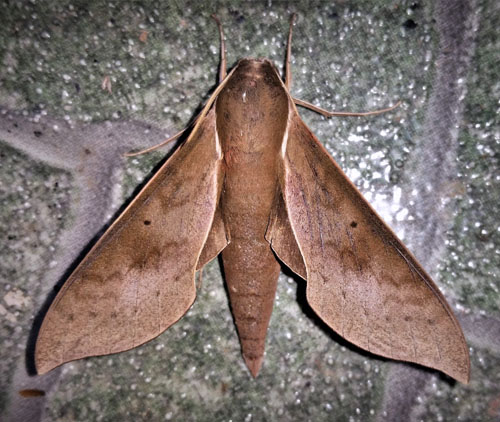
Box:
[25,86,218,376]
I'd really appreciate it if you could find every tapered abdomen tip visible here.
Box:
[244,354,263,378]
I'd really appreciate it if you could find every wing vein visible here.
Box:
[406,319,418,359]
[346,227,371,352]
[60,312,67,365]
[157,280,162,336]
[316,198,325,253]
[392,241,443,364]
[132,276,139,348]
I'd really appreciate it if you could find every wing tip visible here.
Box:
[447,352,471,384]
[34,355,59,376]
[455,370,470,385]
[438,361,470,384]
[34,335,60,375]
[436,331,470,384]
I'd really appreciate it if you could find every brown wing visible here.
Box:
[197,205,228,270]
[35,108,224,374]
[273,111,470,383]
[266,189,306,279]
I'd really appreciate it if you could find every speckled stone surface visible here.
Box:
[0,1,498,421]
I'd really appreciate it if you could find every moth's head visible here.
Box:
[236,57,276,67]
[231,58,283,85]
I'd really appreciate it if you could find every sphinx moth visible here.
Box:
[35,14,469,383]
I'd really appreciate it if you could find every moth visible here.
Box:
[35,14,470,383]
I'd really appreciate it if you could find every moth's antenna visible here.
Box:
[285,13,297,90]
[211,14,226,83]
[293,98,401,117]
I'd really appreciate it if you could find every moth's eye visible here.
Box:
[350,221,358,228]
[144,220,151,226]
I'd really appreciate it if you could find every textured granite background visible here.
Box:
[1,0,498,421]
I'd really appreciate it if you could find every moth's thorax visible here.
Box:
[215,58,289,156]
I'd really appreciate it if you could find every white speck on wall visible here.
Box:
[347,168,361,183]
[347,133,366,143]
[4,289,31,308]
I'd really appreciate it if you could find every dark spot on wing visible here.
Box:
[144,220,151,226]
[350,221,358,228]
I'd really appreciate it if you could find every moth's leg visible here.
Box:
[196,268,203,290]
[124,128,187,157]
[285,13,297,90]
[125,102,208,157]
[211,14,226,83]
[293,97,401,117]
